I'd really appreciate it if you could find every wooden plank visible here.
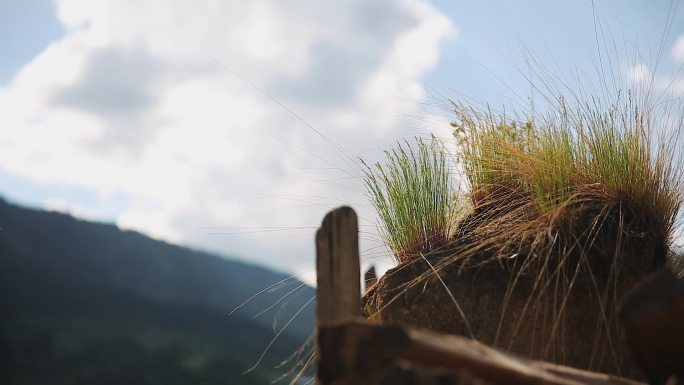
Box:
[402,329,642,385]
[619,267,684,385]
[317,321,645,385]
[537,363,647,385]
[326,361,487,385]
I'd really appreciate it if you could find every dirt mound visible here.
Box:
[362,233,664,379]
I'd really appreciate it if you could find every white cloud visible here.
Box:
[44,196,109,223]
[620,37,684,99]
[627,63,652,84]
[0,0,455,279]
[673,34,684,63]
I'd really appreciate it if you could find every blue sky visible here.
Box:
[1,0,683,283]
[428,1,683,104]
[0,0,65,84]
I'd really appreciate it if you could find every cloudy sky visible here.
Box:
[1,0,683,284]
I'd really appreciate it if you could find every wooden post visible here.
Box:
[365,266,377,292]
[315,206,361,325]
[619,267,684,385]
[316,206,361,385]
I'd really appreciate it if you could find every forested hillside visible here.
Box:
[0,198,314,384]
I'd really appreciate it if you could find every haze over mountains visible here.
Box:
[0,198,315,384]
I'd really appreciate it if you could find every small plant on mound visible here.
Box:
[362,136,460,265]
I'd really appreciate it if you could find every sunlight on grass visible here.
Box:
[362,136,460,264]
[453,91,683,241]
[365,89,683,270]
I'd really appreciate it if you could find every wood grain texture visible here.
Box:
[315,207,361,385]
[318,321,645,385]
[315,206,361,326]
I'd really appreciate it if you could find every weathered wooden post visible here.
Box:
[364,266,377,292]
[315,206,361,385]
[619,268,684,385]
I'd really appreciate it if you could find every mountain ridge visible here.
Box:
[0,197,315,384]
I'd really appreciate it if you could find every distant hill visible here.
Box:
[0,198,315,385]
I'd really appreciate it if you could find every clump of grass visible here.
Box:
[364,93,683,268]
[362,136,459,265]
[363,88,684,372]
[452,93,683,250]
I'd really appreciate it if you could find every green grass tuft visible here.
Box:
[362,136,458,264]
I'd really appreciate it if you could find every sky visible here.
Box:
[1,0,683,285]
